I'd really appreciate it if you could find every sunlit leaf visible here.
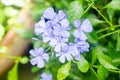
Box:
[77,55,89,73]
[97,65,108,80]
[0,24,5,41]
[20,56,29,64]
[57,61,71,80]
[106,0,120,10]
[67,0,84,23]
[7,61,19,80]
[86,31,99,44]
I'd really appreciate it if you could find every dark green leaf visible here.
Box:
[57,61,71,80]
[77,55,89,73]
[106,0,120,10]
[86,31,99,44]
[67,0,84,23]
[31,66,40,73]
[116,33,120,51]
[7,61,19,80]
[97,65,108,80]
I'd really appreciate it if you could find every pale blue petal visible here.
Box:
[43,7,56,19]
[60,19,69,29]
[59,55,65,63]
[81,19,93,32]
[37,58,45,68]
[57,10,66,20]
[54,44,61,52]
[42,53,49,62]
[65,54,72,61]
[61,31,70,38]
[30,57,39,65]
[74,20,81,28]
[49,39,58,47]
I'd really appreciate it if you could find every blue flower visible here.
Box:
[49,37,68,52]
[56,46,72,63]
[53,19,71,38]
[73,19,93,40]
[40,73,52,80]
[74,39,90,53]
[29,48,49,68]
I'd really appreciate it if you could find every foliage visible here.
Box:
[0,0,120,80]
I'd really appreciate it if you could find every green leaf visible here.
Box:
[7,61,19,80]
[118,17,120,24]
[86,31,99,44]
[106,0,120,10]
[31,66,40,73]
[67,0,84,23]
[77,55,89,73]
[107,8,114,21]
[87,14,105,26]
[97,65,108,80]
[0,24,5,41]
[116,33,120,51]
[94,46,118,70]
[57,61,71,80]
[98,54,118,70]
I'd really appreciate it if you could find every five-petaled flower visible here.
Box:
[29,48,49,68]
[73,19,93,40]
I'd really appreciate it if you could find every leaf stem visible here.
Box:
[99,29,120,39]
[90,67,99,78]
[96,25,120,33]
[84,2,94,14]
[92,5,113,30]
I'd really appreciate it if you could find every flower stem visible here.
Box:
[92,5,114,30]
[99,30,120,39]
[0,54,21,60]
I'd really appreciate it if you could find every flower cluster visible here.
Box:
[29,7,93,68]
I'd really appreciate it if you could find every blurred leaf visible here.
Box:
[15,27,34,38]
[7,61,19,80]
[4,7,18,17]
[87,14,105,26]
[0,46,8,54]
[105,0,120,10]
[0,24,5,41]
[116,34,120,51]
[31,66,40,73]
[67,0,84,23]
[97,65,108,80]
[0,9,5,24]
[77,55,89,73]
[118,17,120,24]
[57,61,71,80]
[86,31,99,44]
[20,56,29,64]
[107,8,114,21]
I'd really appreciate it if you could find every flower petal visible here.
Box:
[37,58,45,68]
[59,55,65,63]
[42,53,49,62]
[43,7,56,19]
[74,20,81,28]
[30,57,39,65]
[57,10,66,20]
[81,19,93,32]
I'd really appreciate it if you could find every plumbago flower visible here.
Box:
[29,48,49,68]
[30,7,93,66]
[40,73,52,80]
[73,19,93,40]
